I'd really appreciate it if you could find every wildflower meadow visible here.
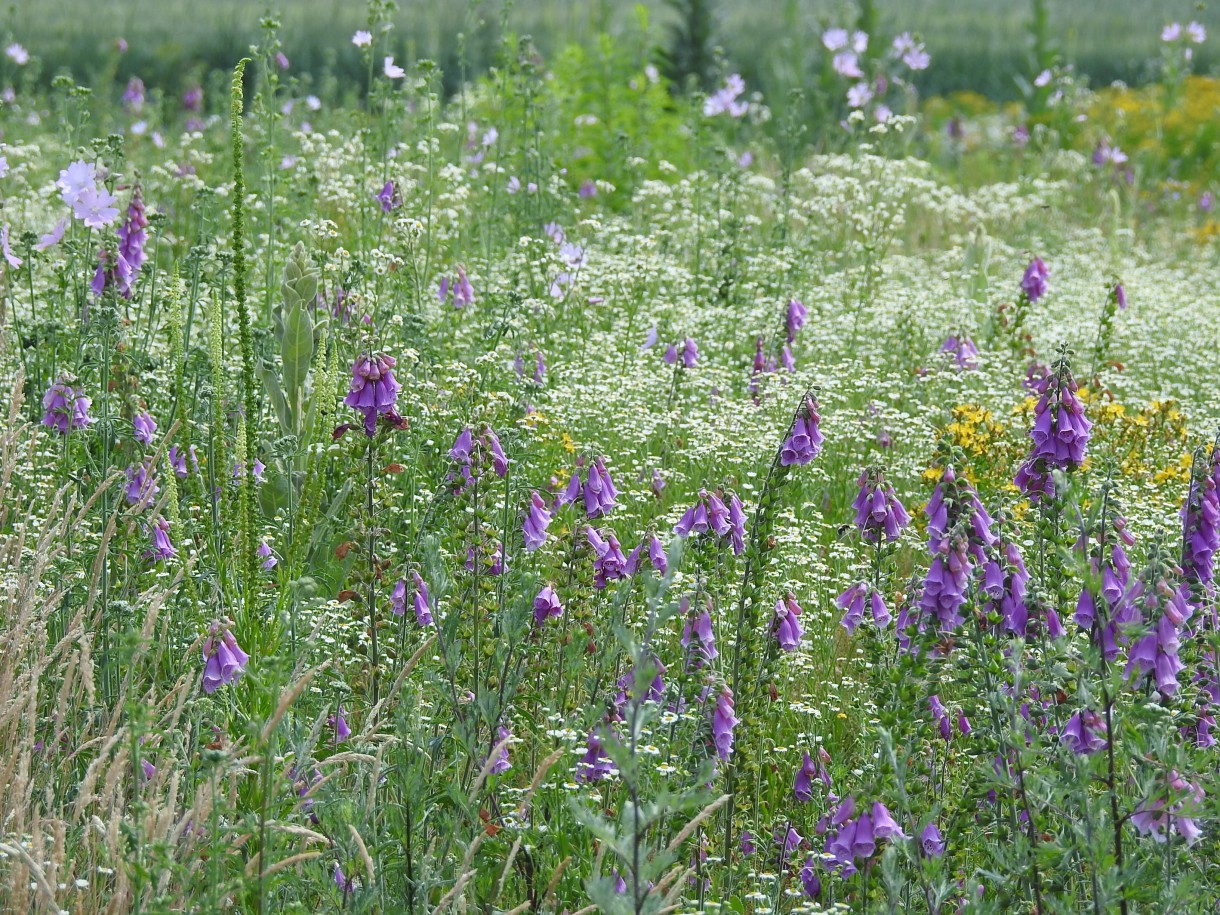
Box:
[3,1,1220,912]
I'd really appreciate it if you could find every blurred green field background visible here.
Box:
[9,0,1220,102]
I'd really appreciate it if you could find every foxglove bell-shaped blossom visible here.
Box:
[201,623,249,693]
[851,469,910,543]
[532,584,563,626]
[41,376,93,434]
[781,396,824,466]
[344,353,401,435]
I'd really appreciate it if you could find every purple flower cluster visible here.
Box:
[793,748,832,802]
[712,689,739,760]
[145,517,176,562]
[928,694,970,740]
[663,337,699,368]
[780,395,824,466]
[1015,351,1091,501]
[201,622,249,694]
[344,353,401,435]
[1131,770,1205,846]
[674,488,746,555]
[558,456,617,518]
[851,468,910,543]
[1020,257,1049,303]
[392,572,433,626]
[823,797,907,877]
[1121,542,1191,697]
[438,265,474,308]
[523,491,552,551]
[576,730,614,783]
[940,334,979,370]
[837,581,889,633]
[1074,512,1134,656]
[625,534,668,576]
[1061,709,1107,755]
[773,592,805,649]
[981,536,1031,637]
[1181,446,1220,595]
[680,602,717,670]
[587,527,628,589]
[41,376,93,434]
[450,426,509,486]
[532,584,563,627]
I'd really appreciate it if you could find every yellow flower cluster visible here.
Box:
[946,403,1007,456]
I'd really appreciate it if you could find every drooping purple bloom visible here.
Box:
[919,822,945,858]
[116,184,148,295]
[411,571,433,626]
[780,396,824,466]
[490,725,512,774]
[450,428,473,464]
[1016,352,1090,499]
[1126,613,1186,697]
[1181,447,1220,595]
[183,85,203,112]
[523,491,552,552]
[1130,771,1205,846]
[484,428,508,478]
[532,584,563,626]
[344,353,401,435]
[146,517,176,562]
[133,410,156,446]
[582,457,618,519]
[836,581,869,634]
[793,752,823,803]
[587,527,628,588]
[576,730,613,783]
[1061,710,1107,755]
[1021,257,1049,303]
[940,335,979,370]
[680,607,717,670]
[773,593,804,650]
[329,706,351,742]
[680,337,699,368]
[201,623,249,693]
[376,179,401,212]
[712,689,739,760]
[41,376,93,434]
[125,461,159,506]
[852,468,910,543]
[800,858,821,899]
[257,540,277,570]
[786,298,807,342]
[390,578,408,616]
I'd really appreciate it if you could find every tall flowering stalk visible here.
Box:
[1014,345,1091,503]
[722,388,821,862]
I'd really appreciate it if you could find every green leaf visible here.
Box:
[281,300,314,431]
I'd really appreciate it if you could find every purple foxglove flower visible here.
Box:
[647,535,668,574]
[1021,257,1049,303]
[581,457,618,519]
[576,731,613,783]
[411,571,433,626]
[146,517,176,562]
[712,689,739,760]
[451,265,474,307]
[183,85,203,111]
[131,412,156,448]
[523,491,552,551]
[663,343,678,364]
[773,593,804,650]
[786,298,807,342]
[871,802,907,840]
[376,179,401,212]
[1181,451,1220,593]
[534,350,546,385]
[391,578,407,616]
[116,185,148,294]
[1126,613,1185,696]
[958,711,972,736]
[490,725,512,774]
[794,752,820,803]
[334,863,355,894]
[727,493,747,555]
[344,353,401,436]
[681,337,699,368]
[836,581,868,633]
[1114,282,1127,311]
[125,461,159,506]
[919,822,945,857]
[740,831,755,856]
[140,759,156,782]
[329,705,351,742]
[930,695,952,740]
[680,608,717,669]
[1130,771,1205,846]
[257,540,277,570]
[587,527,628,588]
[41,376,93,435]
[800,858,821,899]
[450,428,473,464]
[532,584,563,626]
[1061,710,1107,755]
[775,825,803,862]
[484,428,508,478]
[940,334,979,370]
[780,396,824,466]
[201,623,249,693]
[642,325,658,350]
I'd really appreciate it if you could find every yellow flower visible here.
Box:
[561,432,576,453]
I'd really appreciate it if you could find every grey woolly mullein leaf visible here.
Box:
[281,299,314,429]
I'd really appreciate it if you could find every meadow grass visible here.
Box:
[1,4,1220,914]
